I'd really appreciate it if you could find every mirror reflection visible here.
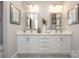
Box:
[25,13,38,30]
[50,13,62,32]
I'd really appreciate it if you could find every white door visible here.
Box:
[28,35,38,53]
[60,35,71,53]
[17,35,29,53]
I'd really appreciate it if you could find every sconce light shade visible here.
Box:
[49,5,63,13]
[29,4,39,13]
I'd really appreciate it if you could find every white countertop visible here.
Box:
[16,30,72,35]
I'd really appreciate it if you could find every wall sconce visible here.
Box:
[29,4,39,13]
[49,4,63,13]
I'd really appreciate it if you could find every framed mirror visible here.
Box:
[68,4,79,25]
[10,3,20,25]
[25,13,38,30]
[50,13,62,31]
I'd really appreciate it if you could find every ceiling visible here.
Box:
[22,1,65,5]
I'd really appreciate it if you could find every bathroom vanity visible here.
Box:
[16,31,72,55]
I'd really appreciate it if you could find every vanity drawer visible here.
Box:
[39,44,50,48]
[39,42,51,51]
[39,39,50,44]
[39,48,51,53]
[39,41,49,44]
[39,36,50,44]
[39,40,50,48]
[39,36,50,40]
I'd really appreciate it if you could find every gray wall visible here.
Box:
[63,1,79,52]
[0,2,3,44]
[3,1,25,57]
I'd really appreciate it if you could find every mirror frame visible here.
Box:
[10,3,21,25]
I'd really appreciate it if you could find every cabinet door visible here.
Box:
[60,35,71,53]
[28,35,38,53]
[17,35,29,53]
[50,35,57,53]
[52,35,61,53]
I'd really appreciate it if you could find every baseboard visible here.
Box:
[71,50,79,58]
[0,52,3,58]
[11,52,17,58]
[11,52,71,57]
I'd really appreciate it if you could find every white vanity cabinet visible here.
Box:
[16,33,72,55]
